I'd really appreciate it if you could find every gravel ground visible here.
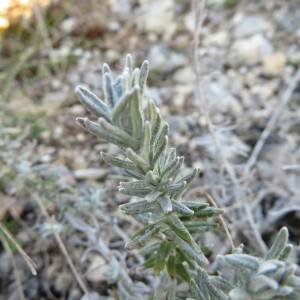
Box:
[0,0,300,299]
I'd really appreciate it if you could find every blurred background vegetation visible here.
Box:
[0,0,300,299]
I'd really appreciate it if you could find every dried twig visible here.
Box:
[282,164,300,171]
[205,193,235,251]
[1,234,26,300]
[34,195,91,299]
[0,221,37,276]
[192,0,267,253]
[245,68,300,174]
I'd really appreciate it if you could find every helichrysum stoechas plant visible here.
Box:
[75,55,300,299]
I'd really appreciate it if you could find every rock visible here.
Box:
[204,82,243,115]
[54,273,73,295]
[233,15,269,38]
[83,72,101,89]
[137,0,176,39]
[191,131,250,160]
[86,255,110,282]
[42,88,70,110]
[173,85,194,108]
[74,168,107,180]
[204,31,230,47]
[262,52,286,77]
[228,34,273,66]
[60,17,76,34]
[173,66,196,84]
[148,45,188,73]
[168,115,197,135]
[184,11,196,33]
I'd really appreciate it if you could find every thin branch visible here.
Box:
[205,193,235,252]
[0,221,37,276]
[245,68,300,174]
[34,195,91,299]
[282,164,300,171]
[192,0,267,253]
[1,233,26,300]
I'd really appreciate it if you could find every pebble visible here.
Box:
[148,45,188,73]
[173,66,196,84]
[137,0,176,39]
[262,52,286,77]
[228,34,273,66]
[204,82,243,115]
[54,273,73,295]
[74,168,107,180]
[233,15,269,39]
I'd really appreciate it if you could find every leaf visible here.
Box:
[165,148,176,166]
[184,221,218,234]
[139,242,161,255]
[174,168,200,185]
[119,200,158,215]
[141,255,155,269]
[279,244,293,262]
[150,108,162,146]
[113,75,124,98]
[171,200,194,216]
[141,121,152,160]
[159,196,173,214]
[219,254,260,272]
[130,86,144,142]
[161,156,181,179]
[181,201,209,211]
[152,136,168,167]
[148,209,165,224]
[127,148,150,173]
[103,72,117,107]
[99,118,139,150]
[196,268,228,300]
[175,263,191,282]
[265,227,289,260]
[101,152,140,172]
[125,54,133,73]
[145,171,160,186]
[145,190,162,203]
[139,60,149,94]
[154,241,172,274]
[119,180,153,197]
[163,157,184,180]
[166,214,192,244]
[75,86,111,122]
[165,181,187,195]
[166,255,176,277]
[76,117,127,149]
[172,234,208,265]
[125,224,163,250]
[194,207,224,218]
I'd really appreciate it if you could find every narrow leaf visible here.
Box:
[166,214,192,244]
[139,60,149,94]
[127,148,150,173]
[265,227,289,260]
[75,86,111,122]
[101,152,140,172]
[171,200,194,216]
[154,241,172,274]
[120,200,158,215]
[99,118,139,150]
[159,196,173,214]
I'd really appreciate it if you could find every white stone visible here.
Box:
[148,45,188,73]
[262,52,286,77]
[137,0,176,39]
[233,15,269,38]
[228,34,273,66]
